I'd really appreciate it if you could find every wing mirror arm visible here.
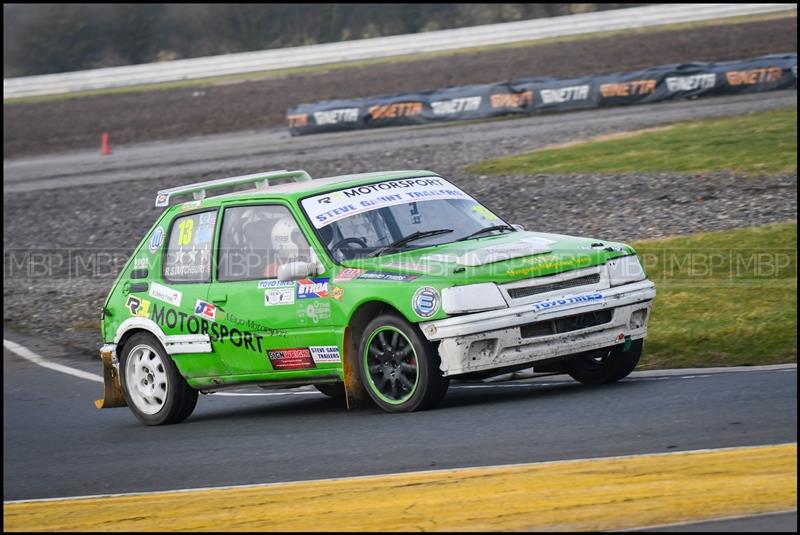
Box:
[277,261,319,281]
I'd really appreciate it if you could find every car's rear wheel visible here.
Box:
[563,339,643,386]
[119,332,198,425]
[357,313,449,412]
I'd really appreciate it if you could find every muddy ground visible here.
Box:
[4,17,796,158]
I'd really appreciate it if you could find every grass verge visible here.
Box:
[469,106,798,177]
[4,11,795,106]
[633,221,797,369]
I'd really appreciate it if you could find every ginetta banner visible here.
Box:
[287,53,797,135]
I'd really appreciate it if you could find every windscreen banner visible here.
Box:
[286,53,797,136]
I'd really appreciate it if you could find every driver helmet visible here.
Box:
[271,217,304,260]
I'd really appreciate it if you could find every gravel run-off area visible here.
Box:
[4,161,796,357]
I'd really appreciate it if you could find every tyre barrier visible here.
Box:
[286,53,797,136]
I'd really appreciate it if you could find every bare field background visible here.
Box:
[3,17,796,158]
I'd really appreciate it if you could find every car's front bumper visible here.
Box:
[419,280,656,376]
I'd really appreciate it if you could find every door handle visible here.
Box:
[209,290,227,304]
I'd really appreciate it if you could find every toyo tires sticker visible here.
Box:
[531,292,604,312]
[412,286,440,318]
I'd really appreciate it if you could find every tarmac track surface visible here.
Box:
[3,336,797,531]
[4,335,796,501]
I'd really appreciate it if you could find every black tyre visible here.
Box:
[314,382,346,398]
[119,332,198,425]
[563,339,644,386]
[357,313,449,412]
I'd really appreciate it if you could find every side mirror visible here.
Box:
[512,224,525,231]
[277,261,316,281]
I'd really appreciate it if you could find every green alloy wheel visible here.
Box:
[358,313,449,412]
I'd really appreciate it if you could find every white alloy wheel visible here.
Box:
[124,343,169,415]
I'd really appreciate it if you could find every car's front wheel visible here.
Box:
[119,332,198,425]
[357,313,449,412]
[563,339,643,386]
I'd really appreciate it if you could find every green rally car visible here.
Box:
[97,169,656,425]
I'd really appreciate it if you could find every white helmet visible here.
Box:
[271,217,302,259]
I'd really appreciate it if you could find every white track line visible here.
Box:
[3,338,102,383]
[4,338,796,397]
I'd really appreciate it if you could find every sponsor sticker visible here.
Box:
[149,227,164,253]
[531,292,604,312]
[181,200,202,211]
[267,348,316,370]
[472,204,502,221]
[331,286,344,301]
[126,296,151,318]
[297,278,329,299]
[195,227,213,244]
[382,261,434,273]
[301,178,472,228]
[133,257,149,269]
[333,268,364,282]
[412,286,440,318]
[298,301,332,324]
[310,346,341,364]
[358,271,420,282]
[194,299,216,321]
[149,281,182,306]
[258,279,295,289]
[265,287,295,306]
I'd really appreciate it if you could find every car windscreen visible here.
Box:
[300,177,510,261]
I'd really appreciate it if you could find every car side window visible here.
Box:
[163,210,217,283]
[218,205,312,282]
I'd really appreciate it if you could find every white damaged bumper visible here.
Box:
[419,280,656,376]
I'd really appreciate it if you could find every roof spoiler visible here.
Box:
[154,169,312,207]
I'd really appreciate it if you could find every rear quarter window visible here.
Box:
[163,210,217,283]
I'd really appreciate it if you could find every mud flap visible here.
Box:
[342,327,369,410]
[94,348,127,409]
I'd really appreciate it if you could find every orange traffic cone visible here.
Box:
[101,132,112,155]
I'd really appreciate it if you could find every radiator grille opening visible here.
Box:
[508,273,601,299]
[520,309,613,338]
